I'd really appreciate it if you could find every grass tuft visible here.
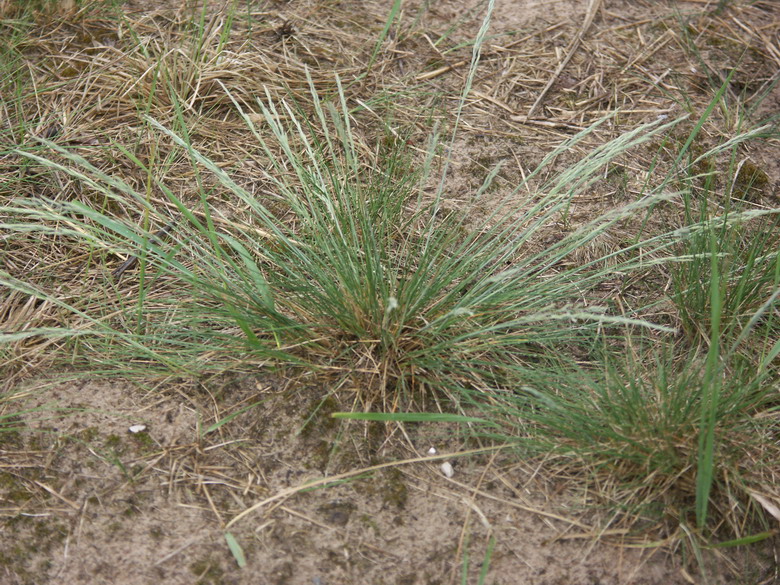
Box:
[5,81,690,408]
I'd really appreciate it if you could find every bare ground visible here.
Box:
[0,376,735,585]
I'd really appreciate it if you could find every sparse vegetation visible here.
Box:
[1,0,779,583]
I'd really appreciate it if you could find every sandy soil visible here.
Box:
[3,376,705,585]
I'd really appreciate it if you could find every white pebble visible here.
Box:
[441,462,454,478]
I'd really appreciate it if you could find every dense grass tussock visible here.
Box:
[505,346,778,532]
[6,84,688,396]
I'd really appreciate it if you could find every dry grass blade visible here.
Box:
[226,446,505,528]
[526,0,603,119]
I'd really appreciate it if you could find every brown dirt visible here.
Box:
[0,376,709,585]
[2,0,779,584]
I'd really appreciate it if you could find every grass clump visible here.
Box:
[508,346,778,534]
[3,80,684,406]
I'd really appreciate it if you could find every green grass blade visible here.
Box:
[224,532,247,568]
[695,226,723,530]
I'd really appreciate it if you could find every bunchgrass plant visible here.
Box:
[487,122,780,551]
[4,77,690,406]
[503,340,777,532]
